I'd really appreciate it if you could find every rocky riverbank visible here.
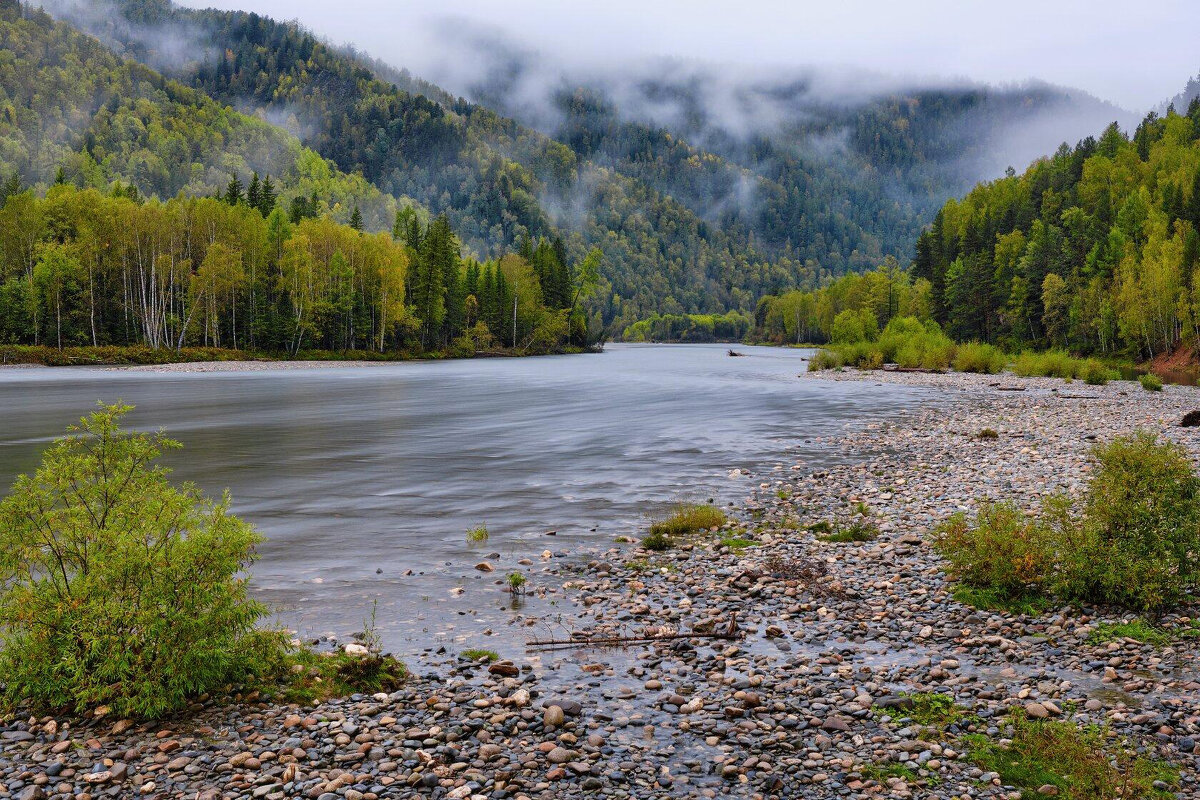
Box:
[3,370,1199,799]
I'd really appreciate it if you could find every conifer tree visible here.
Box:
[246,172,261,211]
[224,173,244,206]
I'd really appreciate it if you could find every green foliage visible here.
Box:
[935,433,1200,613]
[649,503,728,536]
[506,571,527,594]
[894,693,964,728]
[817,522,880,543]
[460,648,499,663]
[978,428,1000,439]
[1086,620,1171,647]
[622,311,753,343]
[951,585,1051,616]
[466,524,489,543]
[953,342,1009,373]
[965,715,1178,800]
[860,763,920,784]
[0,404,278,718]
[641,531,672,552]
[1139,373,1164,391]
[913,106,1200,364]
[0,187,592,355]
[1012,349,1082,379]
[275,647,407,706]
[717,536,757,551]
[1081,359,1117,385]
[1065,433,1200,611]
[934,500,1063,598]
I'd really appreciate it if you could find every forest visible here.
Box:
[756,102,1200,366]
[41,0,1126,335]
[0,181,599,355]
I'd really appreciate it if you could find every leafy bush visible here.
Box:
[1059,433,1200,611]
[977,428,999,440]
[1139,373,1164,392]
[934,501,1061,598]
[1012,349,1080,379]
[935,433,1200,613]
[1080,359,1116,386]
[0,404,278,718]
[877,317,955,370]
[649,503,727,536]
[807,349,843,371]
[641,531,672,551]
[953,342,1008,374]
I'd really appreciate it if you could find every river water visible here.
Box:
[0,344,934,659]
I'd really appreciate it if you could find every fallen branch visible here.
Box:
[526,616,741,651]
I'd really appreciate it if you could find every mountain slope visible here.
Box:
[910,101,1200,359]
[40,0,1137,333]
[0,1,410,230]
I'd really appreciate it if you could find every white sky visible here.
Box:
[179,0,1200,111]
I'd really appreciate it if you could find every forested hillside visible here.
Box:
[41,0,1130,334]
[756,103,1200,365]
[0,1,409,231]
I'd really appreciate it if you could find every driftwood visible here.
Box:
[728,349,745,357]
[526,615,741,651]
[881,364,944,374]
[989,384,1027,391]
[1058,394,1100,399]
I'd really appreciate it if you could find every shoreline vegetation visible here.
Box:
[2,371,1198,798]
[0,343,596,369]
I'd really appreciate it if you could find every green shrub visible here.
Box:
[0,404,278,718]
[935,433,1200,613]
[965,715,1177,800]
[1081,359,1115,385]
[953,342,1008,374]
[807,349,843,371]
[875,317,955,371]
[466,524,489,543]
[933,500,1064,598]
[1058,433,1200,611]
[460,648,499,662]
[642,531,672,551]
[649,503,727,536]
[1139,373,1164,392]
[977,428,999,440]
[1012,349,1079,379]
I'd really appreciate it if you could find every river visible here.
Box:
[0,344,935,660]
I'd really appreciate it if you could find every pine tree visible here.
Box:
[410,219,445,348]
[349,206,363,231]
[224,174,244,206]
[259,174,277,216]
[246,172,261,211]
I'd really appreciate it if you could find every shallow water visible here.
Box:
[0,344,933,657]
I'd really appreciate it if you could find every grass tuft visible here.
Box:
[460,648,499,662]
[466,524,489,543]
[1086,620,1171,647]
[649,503,727,536]
[965,714,1178,800]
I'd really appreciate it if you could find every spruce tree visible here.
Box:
[224,174,244,206]
[260,175,277,215]
[246,172,261,211]
[349,205,363,231]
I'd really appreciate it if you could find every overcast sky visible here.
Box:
[179,0,1198,111]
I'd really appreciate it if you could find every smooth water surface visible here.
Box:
[0,344,933,656]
